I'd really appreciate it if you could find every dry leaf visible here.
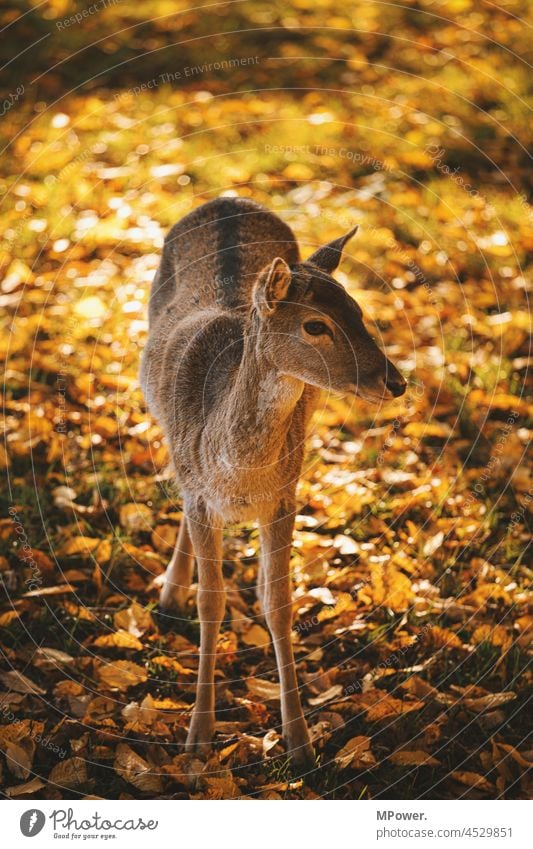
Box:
[97,660,147,690]
[5,777,45,797]
[463,691,516,712]
[5,738,35,779]
[58,536,101,557]
[0,670,45,695]
[114,743,163,793]
[241,623,270,649]
[389,750,440,767]
[94,630,143,650]
[49,757,88,789]
[246,678,281,702]
[450,771,495,793]
[335,736,376,770]
[114,602,154,636]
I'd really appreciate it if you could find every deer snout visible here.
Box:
[384,375,407,397]
[383,361,407,397]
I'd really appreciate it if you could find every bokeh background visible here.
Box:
[0,1,531,800]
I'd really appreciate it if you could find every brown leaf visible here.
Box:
[5,777,45,797]
[361,690,424,722]
[449,771,494,793]
[335,736,376,770]
[0,670,45,695]
[463,691,516,712]
[5,738,35,779]
[49,757,88,789]
[202,772,240,799]
[114,743,163,793]
[389,750,440,767]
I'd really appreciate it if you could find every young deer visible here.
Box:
[140,197,406,767]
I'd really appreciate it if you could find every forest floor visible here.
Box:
[0,0,531,799]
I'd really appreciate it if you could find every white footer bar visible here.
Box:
[4,799,531,848]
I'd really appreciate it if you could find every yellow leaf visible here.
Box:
[93,630,143,650]
[151,523,178,553]
[114,602,154,636]
[119,503,152,532]
[58,536,100,557]
[93,415,118,438]
[370,562,413,612]
[472,625,512,652]
[0,611,20,626]
[97,660,147,690]
[241,624,270,649]
[426,626,463,650]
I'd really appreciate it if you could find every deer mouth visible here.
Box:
[344,381,403,404]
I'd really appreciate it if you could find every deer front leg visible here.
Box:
[260,507,315,769]
[184,503,224,754]
[160,518,194,611]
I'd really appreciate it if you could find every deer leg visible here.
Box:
[255,555,266,619]
[260,506,315,768]
[160,518,194,611]
[185,502,224,754]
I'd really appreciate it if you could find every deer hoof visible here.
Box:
[289,740,316,771]
[159,585,189,613]
[185,718,215,754]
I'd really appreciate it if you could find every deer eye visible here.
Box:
[304,320,330,336]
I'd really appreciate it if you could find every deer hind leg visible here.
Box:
[260,506,315,769]
[160,517,195,611]
[184,501,225,754]
[255,555,266,620]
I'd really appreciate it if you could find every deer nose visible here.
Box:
[385,376,407,397]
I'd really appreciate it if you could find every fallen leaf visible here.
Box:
[97,660,147,690]
[241,623,270,650]
[114,743,163,793]
[93,630,143,650]
[49,757,88,789]
[463,691,516,712]
[246,678,281,702]
[389,750,440,767]
[0,670,45,695]
[449,771,495,793]
[119,503,153,532]
[335,736,376,770]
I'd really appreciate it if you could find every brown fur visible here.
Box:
[140,196,405,765]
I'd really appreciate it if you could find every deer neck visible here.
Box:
[220,313,304,469]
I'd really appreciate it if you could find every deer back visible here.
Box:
[148,197,300,326]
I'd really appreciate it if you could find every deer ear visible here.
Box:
[307,225,359,274]
[253,257,292,314]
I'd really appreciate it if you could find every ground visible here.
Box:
[0,0,531,799]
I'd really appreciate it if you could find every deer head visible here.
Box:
[252,228,406,402]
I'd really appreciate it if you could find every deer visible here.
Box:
[139,196,406,768]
